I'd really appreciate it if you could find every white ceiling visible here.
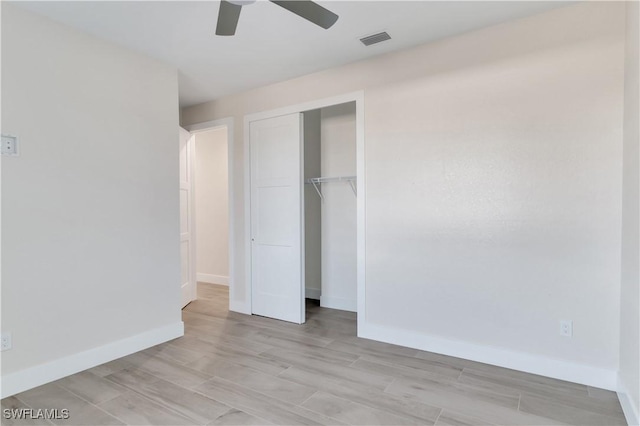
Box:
[15,1,572,107]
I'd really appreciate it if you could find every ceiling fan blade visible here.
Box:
[269,0,338,29]
[216,1,242,36]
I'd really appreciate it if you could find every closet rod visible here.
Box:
[305,176,357,202]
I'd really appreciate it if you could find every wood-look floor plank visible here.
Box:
[302,318,357,335]
[385,378,563,426]
[140,341,204,365]
[339,344,462,379]
[211,362,317,405]
[279,366,442,424]
[326,339,419,361]
[53,371,128,405]
[587,386,621,401]
[105,368,230,424]
[435,410,495,426]
[297,324,356,341]
[461,369,625,419]
[194,376,344,425]
[301,391,424,425]
[351,358,462,383]
[167,334,231,354]
[459,366,589,398]
[15,383,124,426]
[123,351,213,389]
[518,393,627,426]
[187,352,290,377]
[305,300,356,321]
[275,352,394,391]
[208,408,273,425]
[1,396,54,426]
[249,328,334,352]
[259,345,359,367]
[101,368,161,389]
[187,325,276,354]
[86,358,135,379]
[97,392,194,425]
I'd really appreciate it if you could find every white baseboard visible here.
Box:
[618,374,640,426]
[0,322,184,399]
[321,295,357,312]
[306,288,321,300]
[197,273,228,286]
[358,322,617,391]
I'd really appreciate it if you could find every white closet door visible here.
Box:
[179,127,196,308]
[250,113,305,324]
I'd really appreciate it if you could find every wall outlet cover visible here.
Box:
[1,135,18,156]
[1,333,12,351]
[560,320,573,337]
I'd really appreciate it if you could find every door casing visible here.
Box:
[182,118,235,311]
[179,127,196,308]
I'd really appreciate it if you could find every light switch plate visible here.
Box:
[1,135,18,156]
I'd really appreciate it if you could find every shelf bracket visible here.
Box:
[347,179,357,196]
[305,176,357,202]
[310,179,325,203]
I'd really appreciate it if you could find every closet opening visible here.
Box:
[303,101,357,327]
[245,92,363,331]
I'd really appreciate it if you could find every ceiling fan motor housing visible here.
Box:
[226,1,256,6]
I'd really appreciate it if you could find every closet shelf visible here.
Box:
[305,176,357,202]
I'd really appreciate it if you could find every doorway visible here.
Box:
[180,118,234,310]
[194,127,229,288]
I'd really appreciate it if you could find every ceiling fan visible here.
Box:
[216,0,339,36]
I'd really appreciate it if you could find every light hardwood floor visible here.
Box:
[2,283,626,425]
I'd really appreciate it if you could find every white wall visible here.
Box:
[1,4,181,397]
[320,103,357,312]
[619,2,640,424]
[182,2,625,388]
[304,110,322,299]
[194,128,229,285]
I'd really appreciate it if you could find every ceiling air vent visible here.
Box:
[360,31,391,46]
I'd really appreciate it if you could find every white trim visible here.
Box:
[299,113,306,324]
[197,273,229,286]
[618,374,640,426]
[321,295,357,312]
[305,288,321,300]
[359,322,618,391]
[244,91,366,124]
[183,118,235,312]
[0,322,184,399]
[178,127,197,307]
[243,116,253,315]
[243,91,366,322]
[355,92,366,332]
[188,132,197,304]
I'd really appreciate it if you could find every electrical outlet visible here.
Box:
[560,320,573,337]
[1,332,12,351]
[1,135,18,156]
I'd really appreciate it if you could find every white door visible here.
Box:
[250,113,305,324]
[179,127,196,308]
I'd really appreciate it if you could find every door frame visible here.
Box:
[179,128,197,307]
[244,91,365,330]
[183,117,235,310]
